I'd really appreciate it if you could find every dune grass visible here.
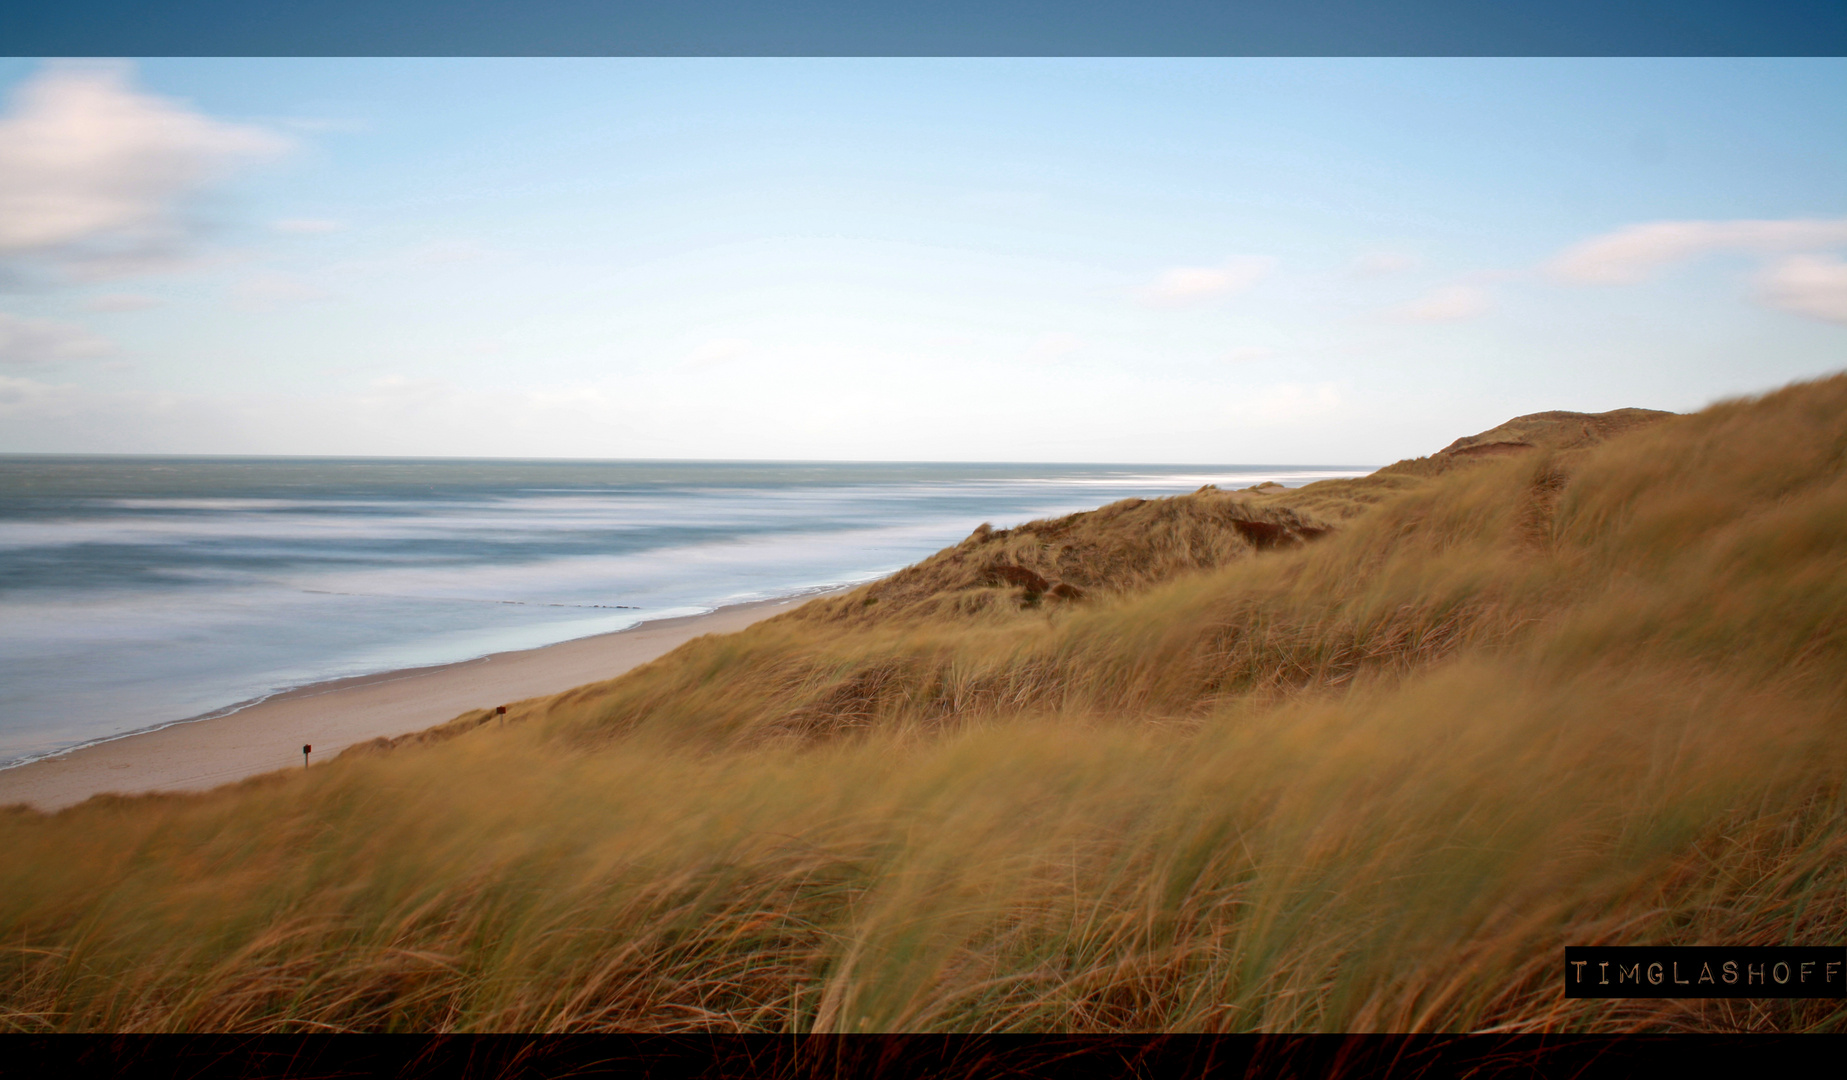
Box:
[3,376,1844,1033]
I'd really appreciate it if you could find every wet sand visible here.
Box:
[0,593,830,812]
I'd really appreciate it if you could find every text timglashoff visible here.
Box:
[1565,947,1845,999]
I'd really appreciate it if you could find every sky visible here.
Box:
[0,57,1842,464]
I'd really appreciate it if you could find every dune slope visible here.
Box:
[3,379,1843,1034]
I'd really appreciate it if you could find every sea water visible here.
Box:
[0,457,1367,767]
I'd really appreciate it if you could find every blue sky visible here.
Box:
[0,58,1842,463]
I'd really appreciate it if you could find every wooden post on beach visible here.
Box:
[303,744,312,769]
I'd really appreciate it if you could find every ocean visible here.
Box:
[0,457,1367,768]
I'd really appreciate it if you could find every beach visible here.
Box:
[0,459,1359,816]
[0,594,820,813]
[0,457,1356,777]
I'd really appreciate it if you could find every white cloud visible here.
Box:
[0,62,289,275]
[0,313,113,366]
[523,385,611,411]
[276,117,369,134]
[1546,218,1847,285]
[1385,284,1491,322]
[1229,382,1344,425]
[1349,252,1420,277]
[233,271,329,308]
[361,375,455,408]
[1024,331,1083,362]
[273,218,346,234]
[0,374,64,411]
[83,292,161,312]
[684,337,752,368]
[0,374,42,402]
[414,240,491,264]
[1139,256,1274,307]
[1759,255,1847,325]
[1221,346,1275,363]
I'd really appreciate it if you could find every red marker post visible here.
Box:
[303,744,312,769]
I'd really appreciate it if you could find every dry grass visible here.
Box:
[2,377,1843,1033]
[797,490,1335,623]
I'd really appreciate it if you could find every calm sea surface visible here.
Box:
[0,457,1367,767]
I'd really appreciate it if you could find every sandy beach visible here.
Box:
[0,593,827,813]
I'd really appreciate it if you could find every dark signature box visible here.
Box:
[1565,946,1845,998]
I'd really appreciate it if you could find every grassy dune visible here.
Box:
[3,377,1844,1033]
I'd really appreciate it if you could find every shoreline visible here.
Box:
[0,588,849,813]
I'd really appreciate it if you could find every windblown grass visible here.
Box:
[3,378,1844,1033]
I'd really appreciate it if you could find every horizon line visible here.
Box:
[0,452,1384,469]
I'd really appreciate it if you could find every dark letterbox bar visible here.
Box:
[1565,946,1846,998]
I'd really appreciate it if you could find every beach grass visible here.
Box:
[3,374,1845,1033]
